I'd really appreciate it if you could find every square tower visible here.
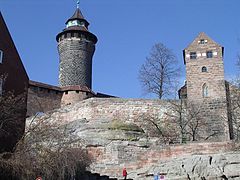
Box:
[183,32,229,141]
[183,32,226,101]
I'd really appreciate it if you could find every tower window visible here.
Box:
[202,83,208,98]
[202,66,207,72]
[207,51,213,58]
[190,52,197,59]
[66,20,81,28]
[80,21,85,27]
[0,50,3,63]
[200,39,205,44]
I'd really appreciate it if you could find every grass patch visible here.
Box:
[108,120,144,133]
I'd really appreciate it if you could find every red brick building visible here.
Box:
[0,12,29,152]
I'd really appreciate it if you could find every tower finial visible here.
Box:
[77,0,80,9]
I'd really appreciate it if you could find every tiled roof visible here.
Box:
[65,8,89,27]
[69,8,85,21]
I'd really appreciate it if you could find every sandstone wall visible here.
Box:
[49,97,174,126]
[61,90,94,106]
[47,98,229,142]
[195,98,230,142]
[88,141,238,180]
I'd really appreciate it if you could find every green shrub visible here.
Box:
[108,120,144,133]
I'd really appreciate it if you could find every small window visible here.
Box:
[202,66,207,72]
[0,50,3,63]
[190,52,197,59]
[207,51,213,58]
[202,83,208,98]
[65,91,68,95]
[76,90,79,94]
[200,39,205,44]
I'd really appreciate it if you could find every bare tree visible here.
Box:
[0,91,26,153]
[139,113,179,144]
[227,82,240,141]
[226,57,240,141]
[165,100,219,142]
[0,114,92,180]
[139,43,180,99]
[185,102,207,141]
[165,100,188,143]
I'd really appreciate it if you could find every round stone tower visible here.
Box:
[56,6,97,89]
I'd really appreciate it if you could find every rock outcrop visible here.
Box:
[27,98,240,180]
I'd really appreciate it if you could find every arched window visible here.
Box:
[202,83,208,97]
[202,66,207,72]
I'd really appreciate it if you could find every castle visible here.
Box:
[1,4,240,179]
[25,6,238,142]
[0,4,239,148]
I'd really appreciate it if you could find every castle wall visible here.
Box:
[57,98,174,123]
[61,90,94,106]
[195,99,230,141]
[42,97,228,142]
[27,85,62,117]
[88,141,236,179]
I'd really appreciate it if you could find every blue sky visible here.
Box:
[1,0,240,98]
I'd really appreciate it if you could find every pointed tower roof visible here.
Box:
[184,32,223,50]
[65,8,89,27]
[183,32,224,64]
[56,6,97,44]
